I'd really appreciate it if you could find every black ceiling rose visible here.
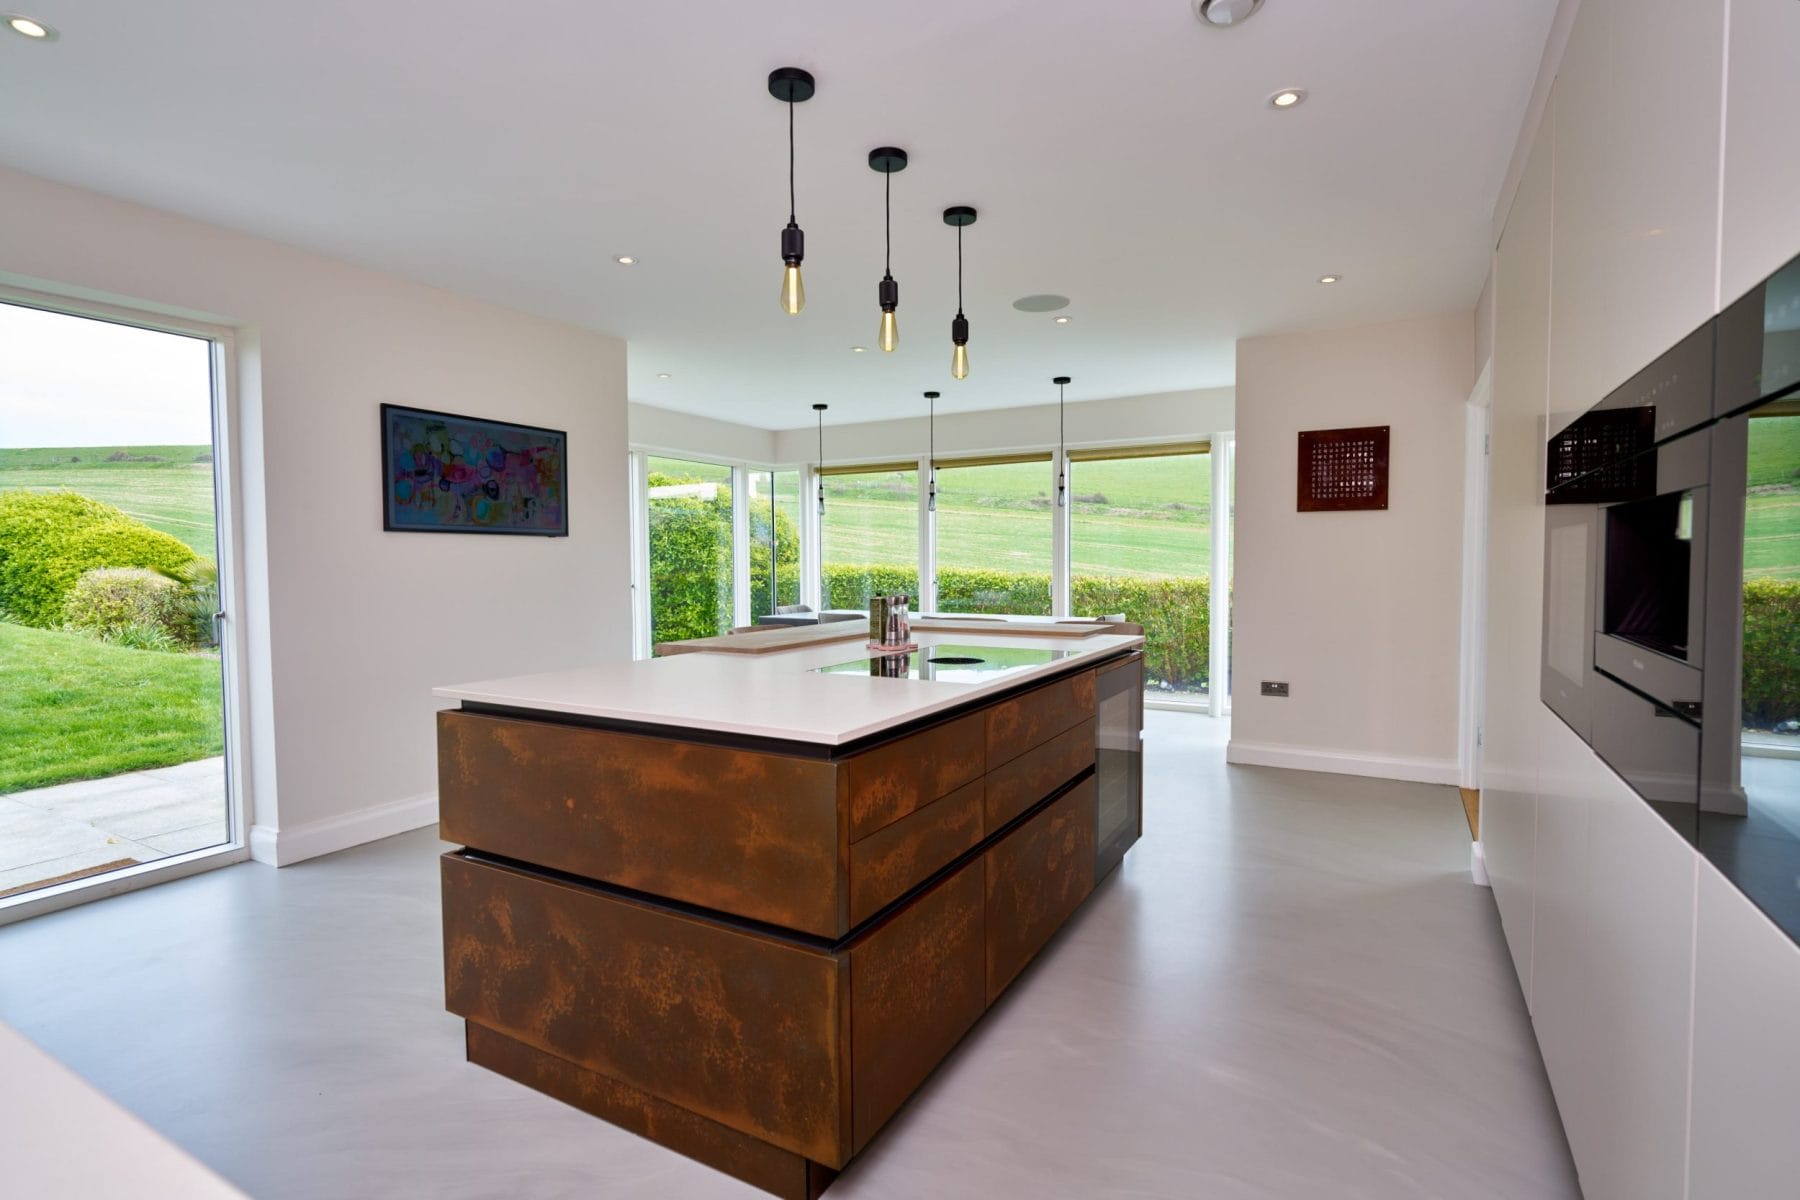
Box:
[767,67,815,103]
[868,147,909,174]
[942,205,977,227]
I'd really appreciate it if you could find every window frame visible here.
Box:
[0,284,253,924]
[627,432,1234,715]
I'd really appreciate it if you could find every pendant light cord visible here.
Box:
[956,224,965,316]
[787,99,796,224]
[884,169,892,276]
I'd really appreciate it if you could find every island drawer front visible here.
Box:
[984,778,1097,1005]
[848,857,986,1152]
[847,777,985,927]
[985,669,1097,771]
[842,710,986,842]
[441,852,853,1167]
[984,718,1096,830]
[437,710,844,938]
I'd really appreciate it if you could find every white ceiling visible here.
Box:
[0,1,1556,431]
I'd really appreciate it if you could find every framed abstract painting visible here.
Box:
[380,404,569,536]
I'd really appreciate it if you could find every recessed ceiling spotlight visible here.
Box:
[1318,274,1341,285]
[851,345,867,353]
[6,14,57,39]
[1012,294,1071,313]
[656,372,672,379]
[614,255,636,266]
[1193,0,1264,26]
[1270,88,1307,109]
[1054,316,1072,325]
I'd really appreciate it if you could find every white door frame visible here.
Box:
[0,284,252,924]
[1457,360,1494,791]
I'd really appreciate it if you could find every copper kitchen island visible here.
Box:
[434,624,1145,1198]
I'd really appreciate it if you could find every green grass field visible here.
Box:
[1746,414,1800,580]
[823,455,1215,580]
[0,444,216,555]
[0,622,223,793]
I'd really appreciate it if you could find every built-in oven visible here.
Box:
[1093,651,1144,881]
[1543,324,1715,739]
[1544,246,1800,945]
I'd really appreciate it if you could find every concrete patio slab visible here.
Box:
[0,757,227,899]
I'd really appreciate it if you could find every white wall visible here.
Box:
[1480,1,1800,1197]
[1227,315,1473,784]
[629,403,776,465]
[768,387,1234,466]
[0,167,631,865]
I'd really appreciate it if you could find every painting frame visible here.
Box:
[380,403,570,536]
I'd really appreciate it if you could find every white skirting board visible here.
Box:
[249,792,438,867]
[1223,739,1460,786]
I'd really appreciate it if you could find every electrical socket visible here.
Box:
[1260,681,1289,698]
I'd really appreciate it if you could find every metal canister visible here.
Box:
[869,595,889,644]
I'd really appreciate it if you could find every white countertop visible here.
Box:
[0,1021,246,1199]
[434,630,1141,746]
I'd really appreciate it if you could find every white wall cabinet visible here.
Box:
[1688,863,1800,1198]
[1484,97,1556,1004]
[1483,1,1800,1196]
[1719,0,1800,304]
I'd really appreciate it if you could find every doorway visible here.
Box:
[0,295,244,917]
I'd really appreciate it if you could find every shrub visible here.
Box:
[63,567,191,645]
[0,490,197,627]
[1744,578,1800,726]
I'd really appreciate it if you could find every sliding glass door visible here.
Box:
[645,456,735,644]
[0,300,234,905]
[1069,445,1215,701]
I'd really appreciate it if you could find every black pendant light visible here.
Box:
[769,68,815,315]
[924,391,940,512]
[944,207,977,379]
[869,147,908,351]
[1054,376,1071,507]
[814,402,828,515]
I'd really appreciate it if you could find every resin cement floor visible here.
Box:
[0,715,1578,1199]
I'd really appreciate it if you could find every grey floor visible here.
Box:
[0,714,1579,1199]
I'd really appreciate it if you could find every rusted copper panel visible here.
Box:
[466,1022,838,1200]
[843,710,985,842]
[984,669,1096,771]
[984,718,1096,831]
[441,852,851,1166]
[438,710,845,937]
[984,778,1097,1004]
[848,858,986,1151]
[847,778,984,926]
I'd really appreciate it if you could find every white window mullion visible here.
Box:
[918,454,937,614]
[1209,434,1233,716]
[730,465,751,630]
[801,465,823,612]
[1052,449,1071,617]
[629,450,652,659]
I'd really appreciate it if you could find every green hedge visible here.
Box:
[1745,578,1800,726]
[0,490,197,627]
[823,564,1213,692]
[647,477,798,644]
